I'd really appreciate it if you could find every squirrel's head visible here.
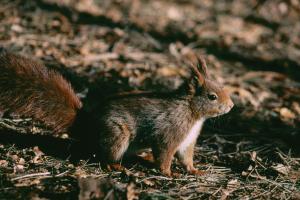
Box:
[183,56,234,118]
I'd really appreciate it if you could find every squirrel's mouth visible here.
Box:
[221,102,234,115]
[223,106,234,115]
[210,105,234,118]
[225,106,233,114]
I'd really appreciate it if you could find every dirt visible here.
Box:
[0,0,300,199]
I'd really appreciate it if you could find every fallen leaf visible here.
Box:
[143,179,155,186]
[280,107,296,120]
[14,164,24,173]
[271,164,290,175]
[0,160,8,167]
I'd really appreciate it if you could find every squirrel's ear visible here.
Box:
[196,56,208,78]
[183,64,204,96]
[181,54,208,95]
[189,62,205,86]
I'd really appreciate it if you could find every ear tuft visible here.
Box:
[196,56,208,78]
[189,63,203,82]
[188,55,209,86]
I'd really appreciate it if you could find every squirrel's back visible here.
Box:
[0,50,82,133]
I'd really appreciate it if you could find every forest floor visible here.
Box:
[0,0,300,199]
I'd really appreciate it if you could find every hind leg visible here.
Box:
[152,143,178,176]
[101,122,131,163]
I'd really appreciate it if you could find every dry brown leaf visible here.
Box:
[33,146,44,157]
[271,164,290,175]
[0,160,8,167]
[292,102,300,115]
[11,154,19,162]
[280,107,296,120]
[14,164,24,173]
[18,158,25,165]
[143,179,155,186]
[226,86,259,108]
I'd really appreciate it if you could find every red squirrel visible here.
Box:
[0,49,233,176]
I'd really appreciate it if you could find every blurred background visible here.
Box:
[0,0,300,199]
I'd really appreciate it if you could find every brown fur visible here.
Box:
[0,51,82,133]
[96,56,234,176]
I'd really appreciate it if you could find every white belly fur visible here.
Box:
[178,118,205,153]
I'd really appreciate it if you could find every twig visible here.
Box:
[11,172,51,181]
[248,173,292,193]
[103,189,114,200]
[55,170,70,177]
[138,175,172,183]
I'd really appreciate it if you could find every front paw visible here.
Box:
[189,169,205,176]
[107,163,125,171]
[160,168,172,177]
[187,166,205,176]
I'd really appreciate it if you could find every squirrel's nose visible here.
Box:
[228,100,234,109]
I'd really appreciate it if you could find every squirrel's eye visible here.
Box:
[208,93,218,101]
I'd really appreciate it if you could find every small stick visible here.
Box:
[11,172,51,181]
